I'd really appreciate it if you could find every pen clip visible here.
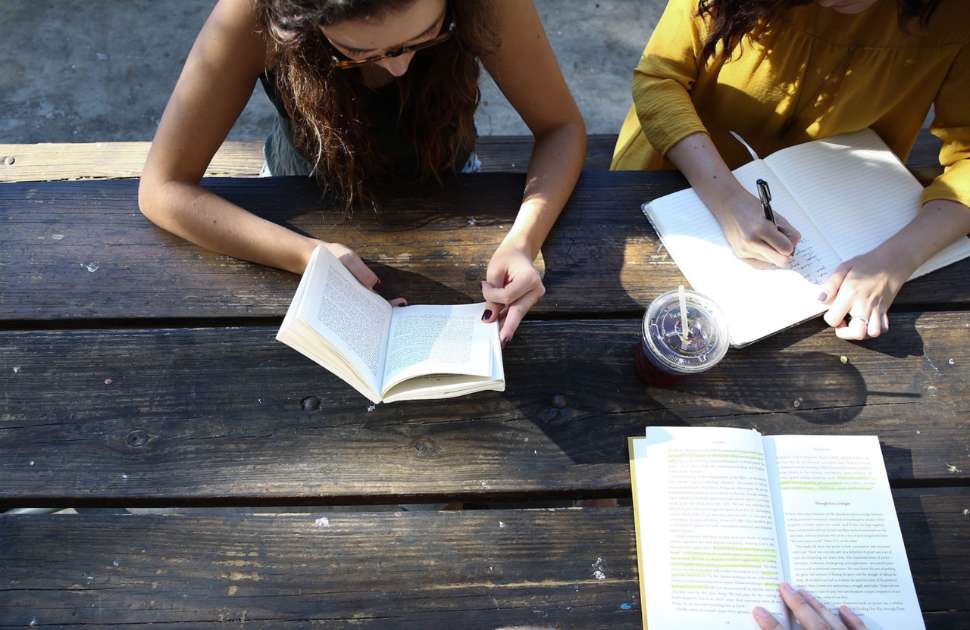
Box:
[756,179,772,205]
[756,178,775,223]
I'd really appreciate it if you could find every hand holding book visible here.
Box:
[753,583,867,630]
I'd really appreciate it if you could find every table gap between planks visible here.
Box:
[1,131,968,628]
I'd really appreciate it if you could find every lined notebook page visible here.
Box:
[644,160,838,346]
[766,129,970,278]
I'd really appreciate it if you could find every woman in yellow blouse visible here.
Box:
[613,0,970,341]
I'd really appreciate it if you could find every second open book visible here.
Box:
[642,129,970,346]
[629,427,924,630]
[277,245,504,404]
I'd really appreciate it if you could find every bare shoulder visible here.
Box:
[199,0,273,73]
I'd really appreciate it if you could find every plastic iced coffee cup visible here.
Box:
[634,288,730,386]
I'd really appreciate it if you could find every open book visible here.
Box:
[277,245,505,404]
[642,129,970,346]
[628,427,923,630]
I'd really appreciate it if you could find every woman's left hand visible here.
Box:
[482,242,545,347]
[818,245,913,340]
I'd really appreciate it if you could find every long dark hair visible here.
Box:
[697,0,943,66]
[253,0,497,207]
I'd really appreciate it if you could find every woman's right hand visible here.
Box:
[714,187,802,268]
[313,240,407,305]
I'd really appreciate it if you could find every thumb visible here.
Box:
[481,281,501,323]
[819,262,850,304]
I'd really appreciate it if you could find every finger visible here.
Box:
[498,286,544,346]
[777,217,802,249]
[752,606,785,630]
[867,307,884,338]
[839,605,868,630]
[823,284,855,327]
[481,303,499,323]
[780,583,827,630]
[481,273,536,306]
[801,589,847,630]
[819,262,851,305]
[388,297,408,307]
[745,240,791,268]
[836,315,869,341]
[339,252,380,290]
[759,223,795,256]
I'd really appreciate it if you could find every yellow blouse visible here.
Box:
[611,0,970,208]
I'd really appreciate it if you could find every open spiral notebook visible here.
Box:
[642,129,970,347]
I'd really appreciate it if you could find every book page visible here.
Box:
[764,435,924,630]
[766,128,970,278]
[381,303,496,395]
[633,427,789,629]
[644,159,840,346]
[296,246,392,392]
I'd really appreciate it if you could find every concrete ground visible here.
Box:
[0,0,666,143]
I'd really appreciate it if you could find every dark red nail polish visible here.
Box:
[482,309,492,321]
[374,281,383,292]
[501,337,509,348]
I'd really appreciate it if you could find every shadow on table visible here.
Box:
[520,315,926,468]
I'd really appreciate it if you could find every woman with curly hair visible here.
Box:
[139,0,586,345]
[613,0,969,341]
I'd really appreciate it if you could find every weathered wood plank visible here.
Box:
[0,136,616,183]
[2,172,968,321]
[1,490,966,627]
[0,130,943,182]
[2,312,967,504]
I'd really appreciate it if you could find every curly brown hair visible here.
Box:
[253,0,497,207]
[696,0,943,66]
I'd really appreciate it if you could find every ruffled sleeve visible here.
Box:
[631,0,710,156]
[922,41,970,209]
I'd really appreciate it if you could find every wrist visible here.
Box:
[500,229,540,261]
[296,237,322,274]
[876,238,921,278]
[703,180,749,223]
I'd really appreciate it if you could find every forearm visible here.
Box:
[139,179,318,274]
[879,199,970,271]
[502,121,586,259]
[666,132,745,218]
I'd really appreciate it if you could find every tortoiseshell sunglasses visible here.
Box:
[329,16,455,70]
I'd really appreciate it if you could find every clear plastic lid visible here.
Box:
[642,289,730,374]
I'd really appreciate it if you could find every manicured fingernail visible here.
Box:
[752,607,772,621]
[501,337,509,348]
[817,292,827,302]
[482,309,492,321]
[374,281,383,292]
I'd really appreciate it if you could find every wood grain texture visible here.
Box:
[1,490,966,627]
[2,313,967,504]
[0,130,943,182]
[3,172,969,321]
[0,135,616,183]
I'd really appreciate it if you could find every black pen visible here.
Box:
[756,179,775,224]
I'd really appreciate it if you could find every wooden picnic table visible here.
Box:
[1,132,968,628]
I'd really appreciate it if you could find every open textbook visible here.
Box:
[628,427,923,630]
[642,129,970,346]
[277,245,504,404]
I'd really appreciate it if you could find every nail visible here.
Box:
[779,582,795,596]
[752,607,772,621]
[482,309,492,321]
[501,337,509,348]
[374,281,383,292]
[817,291,827,302]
